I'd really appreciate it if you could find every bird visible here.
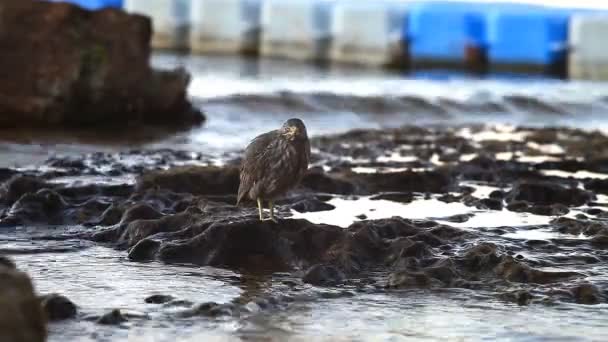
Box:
[237,118,310,222]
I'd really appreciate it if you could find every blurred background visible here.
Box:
[0,0,602,164]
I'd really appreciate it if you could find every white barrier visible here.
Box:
[330,2,408,66]
[260,0,334,61]
[124,0,190,50]
[569,14,608,80]
[190,0,261,55]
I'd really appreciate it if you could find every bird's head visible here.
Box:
[280,118,308,141]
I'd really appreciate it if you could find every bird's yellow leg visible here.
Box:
[269,201,278,223]
[257,198,264,221]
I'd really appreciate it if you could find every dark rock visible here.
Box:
[500,290,534,305]
[0,0,203,129]
[300,169,356,195]
[97,309,127,325]
[136,166,239,196]
[570,283,604,305]
[291,199,335,213]
[370,192,415,203]
[526,204,569,216]
[506,181,593,207]
[489,190,505,199]
[386,270,433,288]
[40,294,77,321]
[439,214,472,223]
[302,264,345,286]
[590,234,608,248]
[145,294,175,304]
[128,239,161,261]
[185,302,234,317]
[356,214,367,220]
[495,256,582,284]
[158,218,344,271]
[0,175,50,205]
[359,170,452,194]
[460,243,502,273]
[476,198,503,211]
[120,203,163,224]
[585,179,608,195]
[0,260,47,342]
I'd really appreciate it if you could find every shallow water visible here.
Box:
[3,54,608,341]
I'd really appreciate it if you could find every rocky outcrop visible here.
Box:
[0,258,47,342]
[0,0,203,129]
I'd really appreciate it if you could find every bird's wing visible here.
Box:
[237,130,277,204]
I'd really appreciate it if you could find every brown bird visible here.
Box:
[237,118,310,222]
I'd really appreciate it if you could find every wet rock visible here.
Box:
[97,309,128,325]
[460,243,502,273]
[506,181,593,207]
[302,264,345,286]
[475,198,503,211]
[533,204,569,216]
[0,259,47,342]
[158,217,344,270]
[439,214,473,223]
[386,270,433,288]
[370,192,415,203]
[0,175,50,205]
[0,0,203,129]
[2,189,68,226]
[136,166,239,196]
[145,294,175,304]
[291,198,335,213]
[128,239,162,261]
[300,169,356,195]
[359,170,452,194]
[495,257,582,284]
[500,290,534,306]
[185,302,235,318]
[40,294,77,321]
[570,283,604,305]
[590,234,608,248]
[120,202,163,224]
[585,179,608,195]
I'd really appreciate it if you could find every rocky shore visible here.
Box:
[2,124,608,339]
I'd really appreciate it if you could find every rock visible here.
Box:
[370,192,415,203]
[386,270,433,288]
[128,239,161,261]
[570,283,604,305]
[145,294,175,304]
[0,175,51,205]
[359,170,452,194]
[300,169,356,195]
[0,259,47,342]
[136,166,239,196]
[302,264,345,286]
[500,290,534,305]
[460,243,502,273]
[40,294,77,321]
[590,234,608,248]
[506,181,593,207]
[495,257,582,284]
[97,309,127,325]
[0,0,203,129]
[291,199,335,213]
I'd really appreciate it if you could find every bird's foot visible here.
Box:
[261,217,279,223]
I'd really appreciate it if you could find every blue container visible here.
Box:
[49,0,123,10]
[486,7,571,66]
[406,2,487,63]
